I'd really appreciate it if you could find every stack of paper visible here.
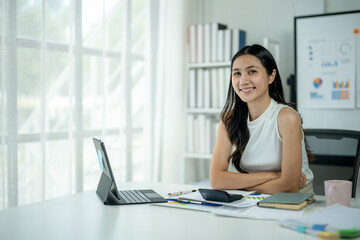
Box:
[277,204,360,238]
[213,204,304,220]
[156,190,304,220]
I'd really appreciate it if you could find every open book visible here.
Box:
[257,192,315,210]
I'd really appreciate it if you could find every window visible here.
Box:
[0,0,151,209]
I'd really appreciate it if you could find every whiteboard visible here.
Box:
[295,11,360,131]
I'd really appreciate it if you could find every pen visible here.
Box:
[166,199,220,207]
[167,189,197,197]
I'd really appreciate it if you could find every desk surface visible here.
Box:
[0,182,359,240]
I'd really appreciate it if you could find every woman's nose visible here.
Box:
[239,75,249,86]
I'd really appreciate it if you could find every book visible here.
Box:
[196,68,204,108]
[232,29,246,56]
[224,29,232,61]
[211,23,227,62]
[204,117,211,154]
[257,192,315,210]
[197,24,204,63]
[210,68,218,108]
[197,115,206,153]
[188,25,197,63]
[187,115,194,153]
[188,69,196,108]
[217,29,225,62]
[218,68,225,107]
[203,23,212,63]
[203,69,211,108]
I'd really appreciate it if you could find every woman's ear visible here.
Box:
[268,69,276,84]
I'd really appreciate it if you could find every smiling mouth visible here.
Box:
[240,87,256,92]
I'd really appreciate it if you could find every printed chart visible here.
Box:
[303,32,355,109]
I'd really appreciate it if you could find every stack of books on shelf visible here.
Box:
[188,67,231,109]
[187,115,219,155]
[186,22,247,157]
[188,22,246,63]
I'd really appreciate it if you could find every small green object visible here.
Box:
[338,228,360,238]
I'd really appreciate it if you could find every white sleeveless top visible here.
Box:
[238,99,314,185]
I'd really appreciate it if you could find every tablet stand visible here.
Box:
[96,172,123,205]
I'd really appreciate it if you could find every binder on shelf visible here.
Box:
[232,29,246,56]
[205,117,212,154]
[218,68,226,107]
[210,68,218,108]
[197,24,204,63]
[189,25,197,63]
[204,23,212,63]
[197,115,206,153]
[196,68,204,108]
[211,23,227,62]
[193,116,199,153]
[203,69,211,108]
[188,69,197,108]
[224,29,232,62]
[187,115,195,153]
[217,29,225,62]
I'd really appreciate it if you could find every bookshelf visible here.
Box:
[183,22,246,184]
[183,61,231,184]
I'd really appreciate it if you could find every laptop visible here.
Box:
[93,138,167,205]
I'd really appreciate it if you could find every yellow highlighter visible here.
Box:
[317,231,340,239]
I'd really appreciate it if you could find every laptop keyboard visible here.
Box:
[118,190,152,203]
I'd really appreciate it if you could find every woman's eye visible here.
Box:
[249,70,256,74]
[233,72,240,76]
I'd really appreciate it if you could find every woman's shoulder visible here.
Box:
[277,106,302,137]
[278,106,301,125]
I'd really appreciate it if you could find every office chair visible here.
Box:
[304,129,360,198]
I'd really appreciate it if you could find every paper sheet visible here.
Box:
[277,204,360,232]
[154,190,265,212]
[155,191,305,220]
[154,200,218,212]
[213,205,304,220]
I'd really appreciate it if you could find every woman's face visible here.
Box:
[231,54,276,105]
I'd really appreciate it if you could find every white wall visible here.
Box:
[191,0,360,101]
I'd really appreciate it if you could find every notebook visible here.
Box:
[257,192,315,210]
[93,138,167,205]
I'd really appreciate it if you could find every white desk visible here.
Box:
[0,182,359,240]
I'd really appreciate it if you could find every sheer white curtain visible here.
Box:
[0,0,153,209]
[151,0,191,183]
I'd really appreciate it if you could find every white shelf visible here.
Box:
[184,153,212,160]
[188,61,231,69]
[183,60,230,183]
[187,108,222,114]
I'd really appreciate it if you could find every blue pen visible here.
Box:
[166,198,220,207]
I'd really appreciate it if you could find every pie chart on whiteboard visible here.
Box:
[313,77,323,89]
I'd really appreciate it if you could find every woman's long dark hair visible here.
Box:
[221,44,311,172]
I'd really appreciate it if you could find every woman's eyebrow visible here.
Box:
[232,65,259,72]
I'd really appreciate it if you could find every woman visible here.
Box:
[209,44,313,194]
